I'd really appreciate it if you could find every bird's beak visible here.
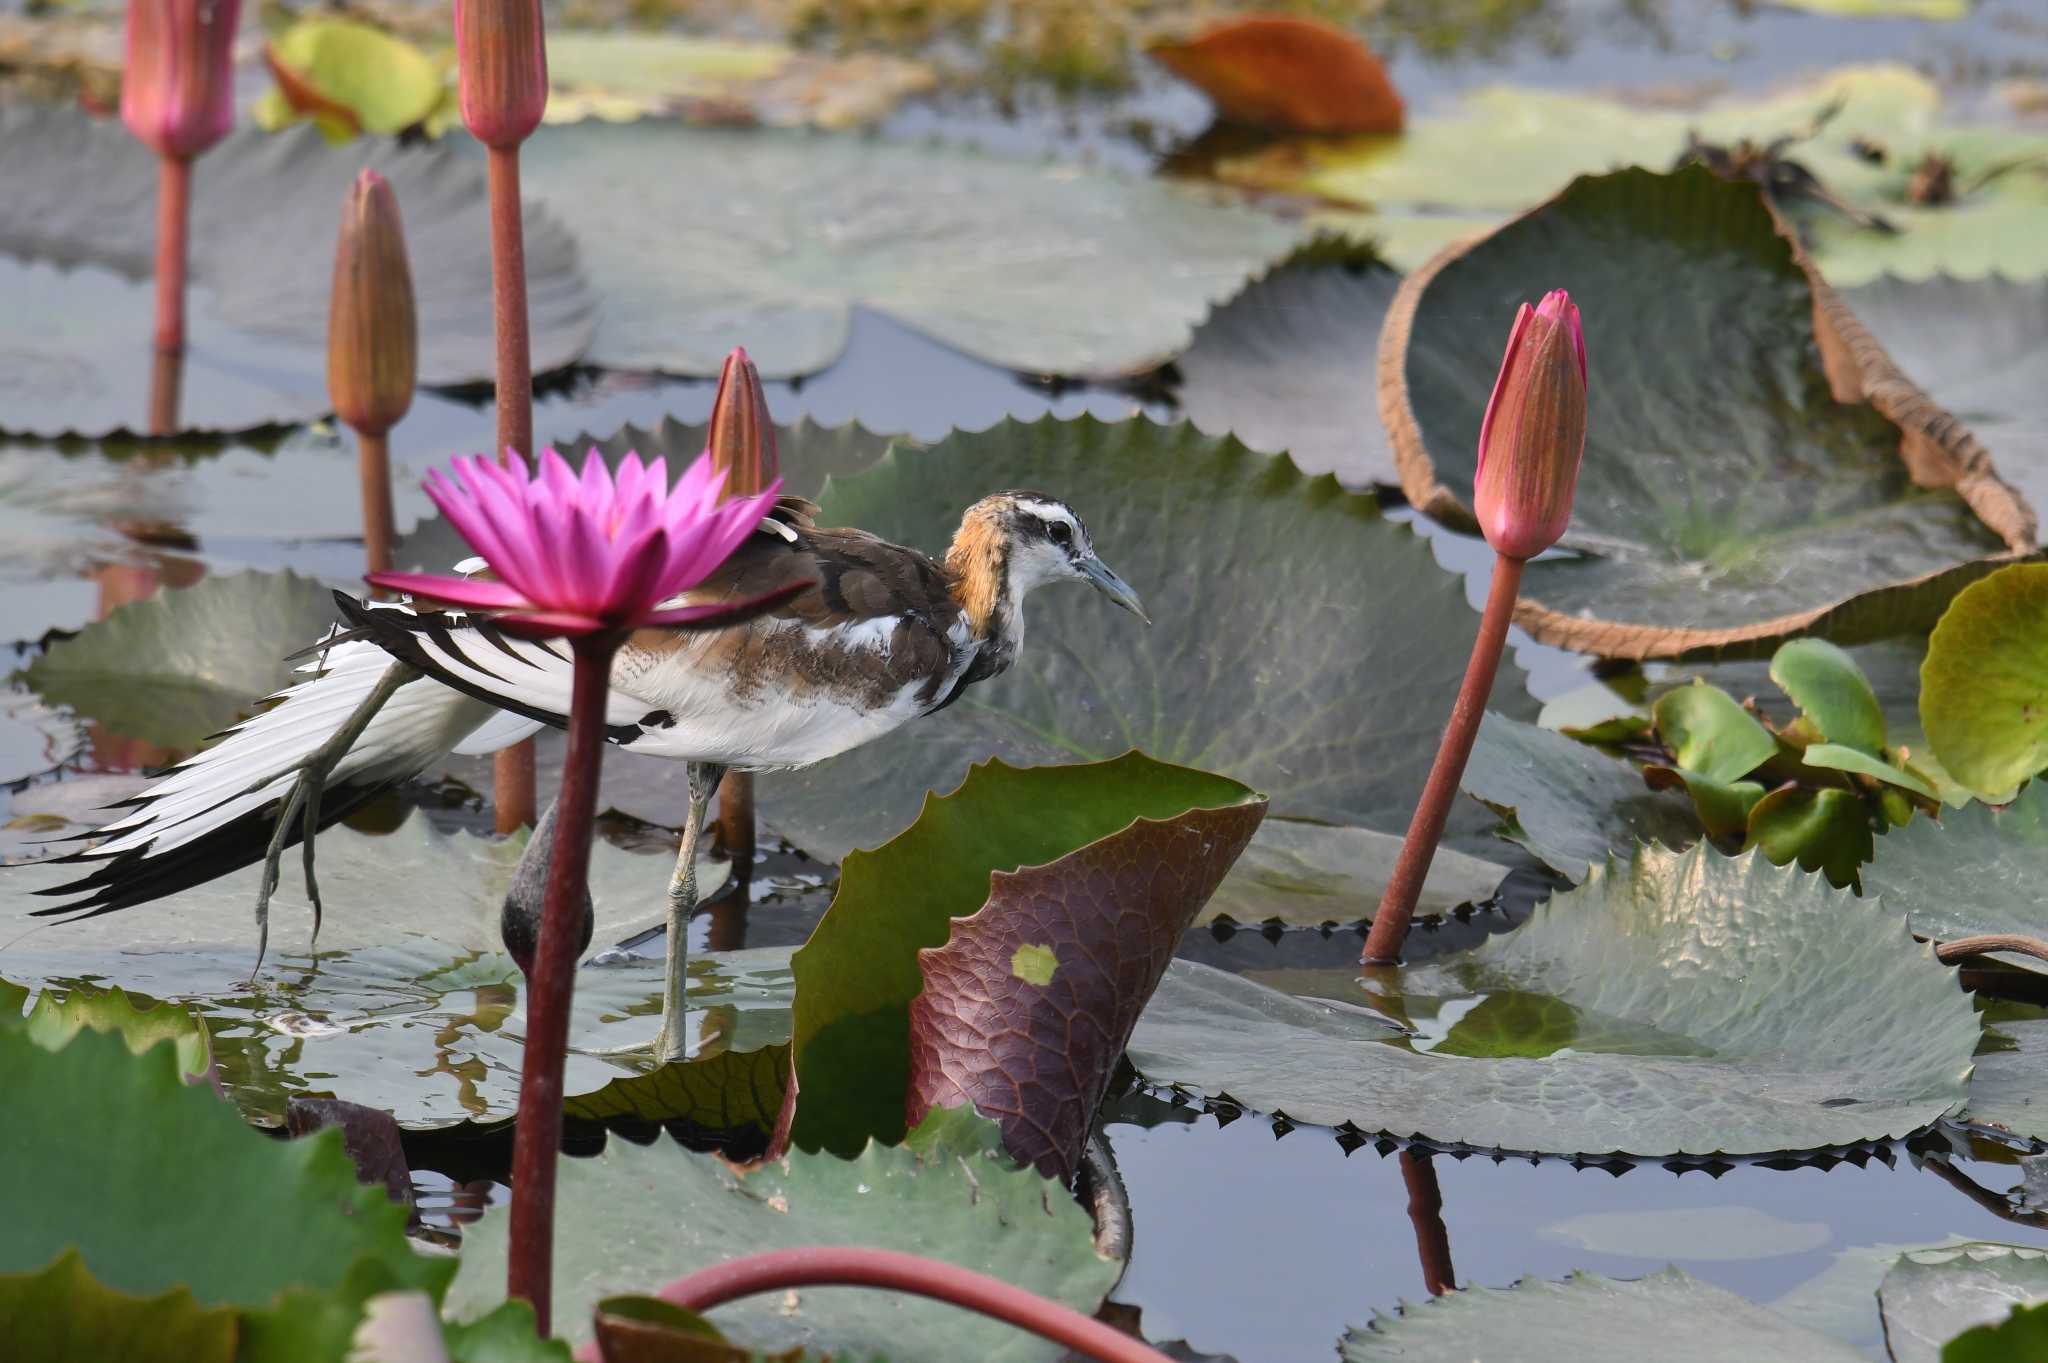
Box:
[1078,554,1149,624]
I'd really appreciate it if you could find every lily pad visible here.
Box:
[448,1107,1122,1361]
[0,104,593,437]
[0,1250,233,1363]
[1126,843,1978,1156]
[1880,1243,2048,1363]
[24,569,338,752]
[1961,1017,2048,1143]
[1340,1267,1868,1363]
[544,33,936,131]
[1199,819,1508,927]
[0,685,82,785]
[1920,563,2048,799]
[517,121,1303,378]
[761,416,1538,864]
[1945,1302,2048,1360]
[1174,262,1402,486]
[0,812,764,1129]
[1383,165,2026,658]
[1461,713,1701,879]
[1862,783,2048,953]
[790,753,1264,1173]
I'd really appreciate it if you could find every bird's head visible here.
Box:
[949,491,1148,634]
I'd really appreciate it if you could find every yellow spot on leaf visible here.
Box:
[1011,943,1058,986]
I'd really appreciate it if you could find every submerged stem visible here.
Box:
[1363,553,1525,965]
[506,632,618,1333]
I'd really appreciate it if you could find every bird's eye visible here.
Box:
[1046,519,1073,548]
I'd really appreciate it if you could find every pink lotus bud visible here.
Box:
[327,171,417,437]
[454,0,548,149]
[121,0,241,160]
[1473,289,1588,560]
[706,347,779,497]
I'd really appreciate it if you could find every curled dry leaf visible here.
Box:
[1148,14,1403,135]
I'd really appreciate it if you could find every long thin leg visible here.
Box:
[249,659,420,976]
[654,760,724,1063]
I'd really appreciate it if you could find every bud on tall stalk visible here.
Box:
[328,171,417,575]
[122,0,241,357]
[1362,288,1588,966]
[454,0,549,149]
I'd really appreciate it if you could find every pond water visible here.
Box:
[6,1,2048,1358]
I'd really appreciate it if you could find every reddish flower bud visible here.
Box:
[1473,288,1588,560]
[121,0,241,160]
[454,0,548,149]
[327,170,417,436]
[706,347,779,497]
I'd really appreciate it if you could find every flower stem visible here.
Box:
[486,141,538,833]
[715,771,755,880]
[1399,1149,1456,1295]
[153,155,191,355]
[506,633,616,1333]
[1361,552,1524,966]
[595,1247,1178,1363]
[357,429,395,578]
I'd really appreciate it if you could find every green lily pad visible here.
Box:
[761,416,1539,864]
[0,1024,449,1307]
[1945,1303,2048,1361]
[1199,819,1508,926]
[517,121,1303,378]
[1961,1017,2048,1142]
[1844,275,2048,522]
[1461,713,1701,879]
[448,1107,1122,1361]
[24,569,338,752]
[1921,563,2048,799]
[15,981,212,1081]
[1340,1267,1869,1363]
[1879,1243,2048,1363]
[1127,843,1978,1155]
[0,812,762,1129]
[1383,165,2022,658]
[0,104,593,437]
[1771,638,1889,756]
[0,1250,234,1363]
[1862,782,2048,953]
[790,753,1264,1175]
[1174,263,1402,486]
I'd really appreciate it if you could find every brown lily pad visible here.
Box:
[1147,14,1403,135]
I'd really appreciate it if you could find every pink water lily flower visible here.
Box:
[369,446,790,638]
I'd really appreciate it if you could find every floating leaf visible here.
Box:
[1771,638,1889,756]
[517,122,1303,378]
[1961,1017,2048,1142]
[1879,1243,2048,1363]
[1146,15,1402,135]
[15,981,212,1081]
[789,753,1263,1174]
[0,813,759,1129]
[1800,742,1939,800]
[256,20,449,142]
[1127,844,1977,1155]
[1199,819,1507,927]
[0,105,593,437]
[1382,166,2026,658]
[1766,0,1967,15]
[24,569,338,751]
[1944,1303,2048,1361]
[1921,563,2048,799]
[544,33,935,131]
[0,684,81,785]
[1746,785,1873,887]
[762,417,1538,864]
[1462,713,1700,879]
[1862,782,2048,953]
[1340,1267,1869,1363]
[1174,263,1402,486]
[448,1107,1121,1360]
[1653,681,1777,784]
[0,1250,234,1363]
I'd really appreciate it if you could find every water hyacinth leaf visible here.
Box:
[1771,638,1889,756]
[24,569,338,751]
[765,417,1539,864]
[0,105,593,437]
[0,1250,234,1363]
[1921,564,2048,799]
[788,753,1263,1162]
[1383,166,2026,658]
[255,19,450,141]
[1800,742,1940,800]
[1199,819,1508,927]
[1878,1243,2048,1363]
[544,32,935,130]
[1746,786,1875,887]
[1461,713,1701,879]
[0,813,759,1129]
[1126,844,1978,1155]
[1652,681,1777,784]
[0,1025,449,1305]
[1340,1267,1868,1363]
[1944,1303,2048,1361]
[1862,782,2048,956]
[517,121,1304,378]
[1174,263,1403,486]
[448,1107,1121,1361]
[1644,767,1762,842]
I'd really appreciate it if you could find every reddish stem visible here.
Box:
[715,771,756,879]
[153,156,191,355]
[487,142,538,833]
[574,1247,1176,1363]
[1362,553,1524,965]
[1399,1150,1457,1296]
[358,429,395,579]
[506,633,617,1332]
[147,346,183,437]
